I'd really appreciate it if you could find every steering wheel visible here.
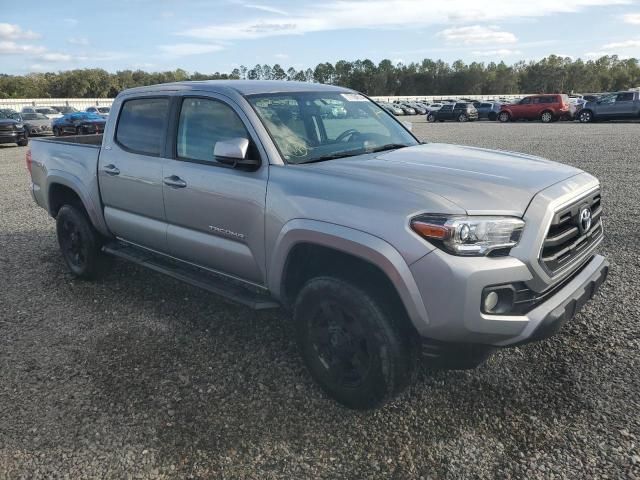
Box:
[335,128,360,143]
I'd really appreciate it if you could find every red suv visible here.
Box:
[498,94,572,123]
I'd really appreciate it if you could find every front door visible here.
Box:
[98,96,170,253]
[162,94,268,285]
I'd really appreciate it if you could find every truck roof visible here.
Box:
[120,80,352,97]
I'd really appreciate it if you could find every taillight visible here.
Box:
[26,149,33,175]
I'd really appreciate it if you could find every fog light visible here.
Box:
[484,291,499,312]
[481,286,516,314]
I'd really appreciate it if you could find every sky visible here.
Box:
[1,0,640,75]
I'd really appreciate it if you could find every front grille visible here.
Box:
[540,190,602,275]
[512,256,592,313]
[0,124,14,132]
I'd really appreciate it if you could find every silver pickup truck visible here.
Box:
[28,81,608,409]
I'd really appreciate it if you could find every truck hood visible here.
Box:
[309,143,582,216]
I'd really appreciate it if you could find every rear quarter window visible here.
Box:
[115,98,169,156]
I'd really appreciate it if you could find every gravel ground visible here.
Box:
[1,121,639,479]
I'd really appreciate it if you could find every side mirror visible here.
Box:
[402,120,413,132]
[214,138,259,168]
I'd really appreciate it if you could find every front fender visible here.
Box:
[268,219,431,335]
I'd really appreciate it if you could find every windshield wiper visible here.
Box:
[297,148,367,164]
[297,144,411,165]
[366,143,410,153]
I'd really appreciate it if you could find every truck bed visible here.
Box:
[33,134,103,147]
[29,134,107,233]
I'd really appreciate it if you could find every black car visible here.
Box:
[0,109,28,146]
[52,112,107,136]
[426,102,478,123]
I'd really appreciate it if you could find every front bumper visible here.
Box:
[0,131,27,144]
[410,250,607,346]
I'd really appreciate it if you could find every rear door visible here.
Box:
[98,95,171,252]
[162,93,269,285]
[613,92,636,117]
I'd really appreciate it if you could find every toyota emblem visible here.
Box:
[579,206,592,233]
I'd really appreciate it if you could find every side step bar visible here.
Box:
[102,241,280,310]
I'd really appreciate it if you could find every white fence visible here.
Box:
[0,94,528,112]
[0,98,115,111]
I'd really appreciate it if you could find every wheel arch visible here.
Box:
[46,173,110,236]
[268,219,430,335]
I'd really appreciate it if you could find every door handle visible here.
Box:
[163,175,187,188]
[103,164,120,176]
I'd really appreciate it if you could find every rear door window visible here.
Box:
[115,98,169,156]
[616,92,634,102]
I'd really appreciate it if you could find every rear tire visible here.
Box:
[426,113,436,123]
[293,277,417,410]
[498,111,510,122]
[56,204,107,280]
[457,113,468,122]
[540,111,554,123]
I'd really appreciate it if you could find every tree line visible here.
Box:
[1,55,638,99]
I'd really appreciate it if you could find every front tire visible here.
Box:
[498,111,510,122]
[17,132,28,147]
[540,111,554,123]
[457,113,468,122]
[578,110,593,123]
[56,205,106,279]
[293,277,417,410]
[426,113,436,123]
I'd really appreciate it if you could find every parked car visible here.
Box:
[498,94,572,123]
[86,106,111,117]
[395,103,417,115]
[476,102,502,121]
[577,91,640,123]
[378,102,403,116]
[52,106,78,115]
[36,107,63,119]
[16,112,53,136]
[427,102,478,122]
[0,109,28,146]
[27,80,608,410]
[406,102,427,115]
[424,103,444,113]
[52,112,107,136]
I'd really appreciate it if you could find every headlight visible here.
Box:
[411,214,525,256]
[15,123,23,129]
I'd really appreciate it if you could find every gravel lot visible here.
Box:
[1,121,639,479]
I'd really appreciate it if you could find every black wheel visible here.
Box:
[53,127,60,136]
[498,111,510,123]
[426,113,436,123]
[293,277,417,410]
[457,113,468,122]
[540,111,554,123]
[578,110,593,123]
[56,204,106,279]
[17,131,28,147]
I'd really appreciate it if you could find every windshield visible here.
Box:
[247,92,418,164]
[0,109,19,120]
[97,107,110,113]
[36,108,57,114]
[23,113,48,120]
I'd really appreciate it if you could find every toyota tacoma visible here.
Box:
[27,81,608,409]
